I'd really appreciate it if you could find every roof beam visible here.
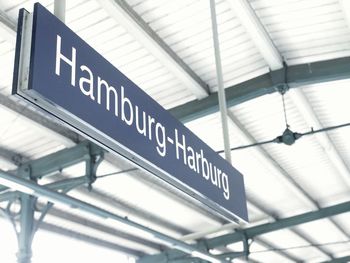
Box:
[96,0,209,99]
[226,0,282,70]
[169,57,350,123]
[138,200,350,262]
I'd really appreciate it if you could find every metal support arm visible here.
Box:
[25,141,104,179]
[0,141,104,193]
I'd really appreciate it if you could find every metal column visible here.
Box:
[16,193,35,263]
[54,0,66,23]
[16,165,35,263]
[209,0,232,164]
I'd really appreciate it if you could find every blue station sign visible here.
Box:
[13,3,248,222]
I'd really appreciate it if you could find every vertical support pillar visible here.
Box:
[2,142,105,263]
[17,193,35,263]
[210,0,232,164]
[16,165,36,263]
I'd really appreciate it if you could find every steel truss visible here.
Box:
[0,141,104,263]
